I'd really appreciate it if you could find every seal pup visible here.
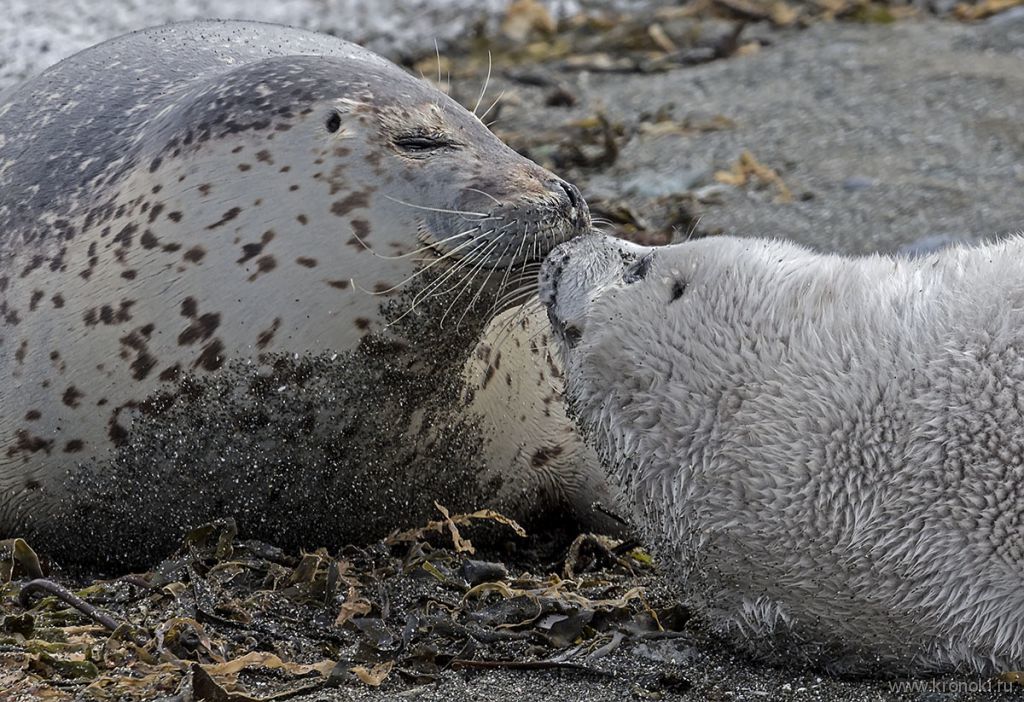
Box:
[0,20,611,564]
[540,233,1024,674]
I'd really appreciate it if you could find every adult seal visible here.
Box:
[0,20,614,565]
[540,233,1024,675]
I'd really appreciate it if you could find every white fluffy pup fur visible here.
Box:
[539,233,1024,675]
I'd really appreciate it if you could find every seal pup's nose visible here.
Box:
[538,244,572,308]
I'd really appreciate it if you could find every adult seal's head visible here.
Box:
[0,20,609,565]
[541,233,1024,675]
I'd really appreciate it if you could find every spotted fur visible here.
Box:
[0,20,609,563]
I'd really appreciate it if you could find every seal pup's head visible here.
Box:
[538,233,832,458]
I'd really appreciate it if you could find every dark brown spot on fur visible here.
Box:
[207,207,241,230]
[256,150,273,163]
[21,255,45,278]
[248,255,277,281]
[29,290,44,311]
[331,190,371,217]
[6,429,54,457]
[168,211,183,222]
[141,230,160,249]
[327,279,350,290]
[130,352,159,380]
[64,439,85,453]
[147,203,166,224]
[237,230,275,264]
[297,214,308,225]
[183,246,206,263]
[181,297,198,318]
[98,301,135,325]
[351,219,370,240]
[178,312,221,345]
[107,403,137,447]
[296,257,317,268]
[62,386,84,408]
[195,339,225,371]
[159,364,182,382]
[238,243,262,263]
[354,318,370,330]
[238,163,252,172]
[256,318,282,349]
[2,302,21,325]
[25,410,41,421]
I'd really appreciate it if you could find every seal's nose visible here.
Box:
[559,180,583,210]
[552,179,585,220]
[538,243,572,308]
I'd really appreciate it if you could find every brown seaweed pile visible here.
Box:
[0,510,691,701]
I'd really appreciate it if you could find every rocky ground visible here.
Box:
[2,1,1024,701]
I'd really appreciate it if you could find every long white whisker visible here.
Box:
[466,187,503,207]
[457,239,505,327]
[472,50,492,116]
[349,224,481,261]
[402,230,499,312]
[434,39,442,86]
[354,227,491,296]
[418,243,490,303]
[488,226,530,317]
[383,193,491,219]
[478,89,505,124]
[384,242,491,328]
[494,281,540,309]
[440,238,502,328]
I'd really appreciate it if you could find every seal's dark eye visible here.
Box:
[624,254,653,284]
[564,324,583,349]
[325,112,341,133]
[395,134,450,153]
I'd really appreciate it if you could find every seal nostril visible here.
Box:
[556,180,583,213]
[564,324,583,349]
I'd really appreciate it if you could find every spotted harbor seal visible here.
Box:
[0,20,614,565]
[540,233,1024,674]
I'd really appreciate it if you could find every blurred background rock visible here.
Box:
[3,0,1021,255]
